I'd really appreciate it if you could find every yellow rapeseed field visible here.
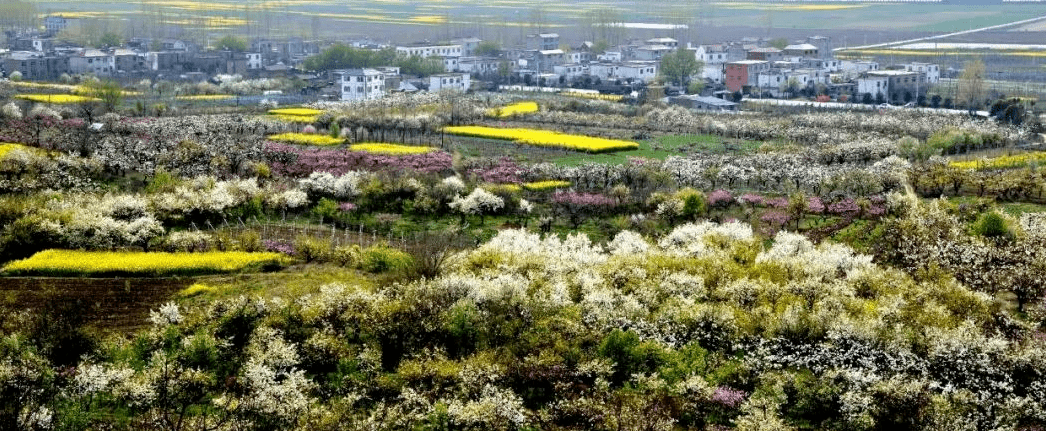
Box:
[484,183,522,194]
[0,143,40,159]
[15,94,100,104]
[487,101,538,118]
[443,126,639,153]
[562,91,624,102]
[350,143,436,155]
[1,250,289,276]
[267,132,345,146]
[522,180,571,191]
[951,151,1046,170]
[268,107,323,123]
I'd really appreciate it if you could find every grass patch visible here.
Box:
[551,133,760,166]
[180,265,377,306]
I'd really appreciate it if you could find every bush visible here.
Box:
[359,244,414,273]
[973,211,1012,239]
[294,235,332,263]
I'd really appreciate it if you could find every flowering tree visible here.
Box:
[449,187,504,225]
[552,190,618,229]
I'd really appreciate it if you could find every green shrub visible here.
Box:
[359,244,414,273]
[598,329,668,387]
[973,211,1012,239]
[294,235,332,263]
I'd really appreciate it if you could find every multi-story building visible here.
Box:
[113,49,147,73]
[725,60,769,93]
[429,73,471,92]
[69,49,115,76]
[336,68,386,101]
[805,36,832,59]
[43,15,81,36]
[395,44,462,58]
[526,33,560,51]
[857,76,890,101]
[553,64,587,81]
[634,45,673,61]
[589,62,658,83]
[4,51,69,81]
[903,62,940,84]
[747,47,783,62]
[455,57,501,75]
[783,43,819,58]
[866,70,925,102]
[646,37,679,49]
[452,37,483,56]
[246,53,262,70]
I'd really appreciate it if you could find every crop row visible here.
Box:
[2,249,290,276]
[443,126,639,153]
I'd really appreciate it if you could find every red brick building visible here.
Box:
[724,60,769,93]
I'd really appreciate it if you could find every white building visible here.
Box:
[336,68,386,101]
[634,45,673,61]
[44,16,80,35]
[452,37,483,56]
[646,37,679,49]
[857,76,889,99]
[690,44,730,83]
[903,62,940,84]
[246,53,262,70]
[429,73,470,92]
[535,49,565,72]
[396,44,462,58]
[567,51,590,64]
[598,51,622,62]
[455,57,500,75]
[527,33,560,51]
[841,60,880,73]
[443,57,460,72]
[69,49,115,76]
[589,62,658,83]
[553,64,587,81]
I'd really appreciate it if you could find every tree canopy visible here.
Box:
[303,44,445,77]
[474,41,501,57]
[659,49,703,88]
[958,59,987,110]
[215,35,248,52]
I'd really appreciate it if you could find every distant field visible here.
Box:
[36,1,1046,40]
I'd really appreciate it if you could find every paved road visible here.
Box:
[835,15,1046,52]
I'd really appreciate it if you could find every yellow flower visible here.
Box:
[522,180,571,191]
[2,250,290,276]
[0,143,44,159]
[562,91,624,102]
[267,132,344,146]
[487,101,538,118]
[15,94,100,104]
[268,107,324,123]
[951,151,1046,170]
[350,143,436,155]
[443,126,639,153]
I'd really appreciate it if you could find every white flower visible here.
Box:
[449,187,504,216]
[149,302,182,326]
[441,176,466,193]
